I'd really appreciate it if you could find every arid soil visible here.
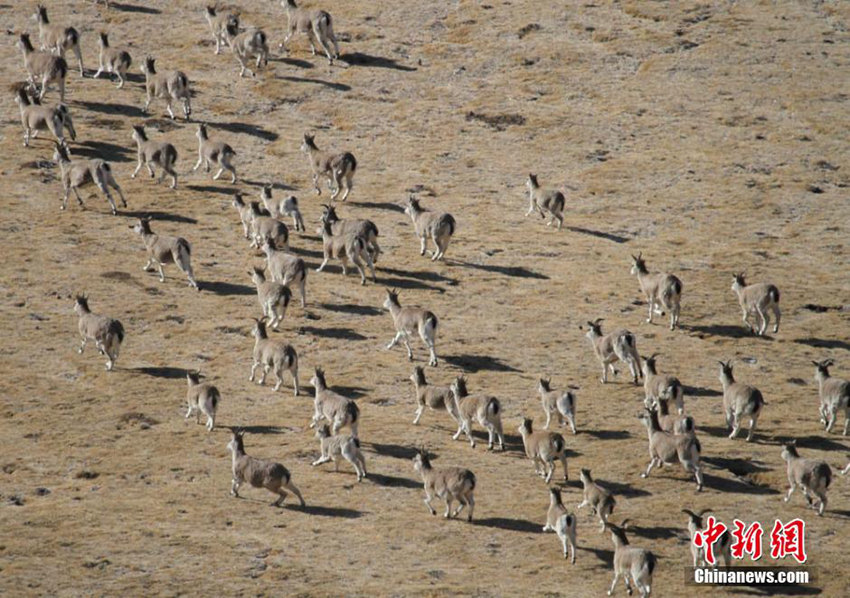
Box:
[1,1,849,596]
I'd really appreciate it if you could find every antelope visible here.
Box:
[316,219,375,285]
[404,196,456,261]
[412,449,475,521]
[517,418,568,483]
[54,143,126,215]
[542,487,577,563]
[537,378,577,433]
[450,379,505,451]
[279,0,340,64]
[656,397,694,435]
[250,267,291,330]
[718,360,765,442]
[383,289,438,366]
[249,201,289,250]
[33,5,83,76]
[409,366,460,425]
[320,204,380,262]
[301,134,356,200]
[731,273,780,336]
[638,408,703,491]
[584,319,642,384]
[205,5,239,55]
[526,174,565,229]
[308,368,359,437]
[140,56,191,120]
[18,33,67,102]
[131,125,179,189]
[74,295,124,371]
[261,238,307,308]
[227,430,305,507]
[131,218,198,290]
[312,424,366,481]
[641,354,684,413]
[14,87,75,149]
[192,123,237,183]
[94,33,131,88]
[576,468,616,533]
[249,318,299,394]
[781,442,832,516]
[185,371,220,432]
[682,509,731,568]
[812,359,850,435]
[263,186,305,232]
[604,521,656,597]
[224,21,269,77]
[629,253,682,330]
[232,193,259,239]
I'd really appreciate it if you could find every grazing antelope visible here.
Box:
[812,359,850,435]
[584,319,642,384]
[227,430,305,507]
[638,408,703,491]
[185,371,220,432]
[537,378,577,433]
[74,295,124,371]
[605,521,656,597]
[33,5,83,76]
[14,87,75,149]
[131,218,198,290]
[731,273,780,336]
[250,267,291,330]
[543,487,577,563]
[641,354,684,414]
[577,468,616,533]
[682,509,731,568]
[409,366,460,425]
[450,378,505,451]
[312,424,367,481]
[249,318,299,394]
[301,134,356,200]
[517,418,568,483]
[308,368,359,437]
[263,186,306,232]
[526,174,565,229]
[781,441,832,516]
[193,124,237,182]
[320,204,380,262]
[94,33,132,88]
[205,5,239,55]
[629,253,682,330]
[54,143,126,214]
[261,237,308,308]
[279,0,339,64]
[412,449,475,521]
[224,21,269,77]
[316,219,375,285]
[131,125,179,189]
[383,289,438,366]
[18,33,67,102]
[718,360,765,442]
[404,196,456,261]
[140,57,191,120]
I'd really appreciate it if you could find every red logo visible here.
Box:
[691,518,809,564]
[769,519,807,563]
[730,520,764,561]
[693,516,728,566]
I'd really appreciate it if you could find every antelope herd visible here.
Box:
[10,2,846,596]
